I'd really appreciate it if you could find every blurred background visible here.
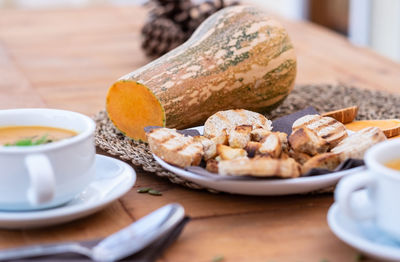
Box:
[1,0,399,62]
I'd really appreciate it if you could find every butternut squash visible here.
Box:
[322,106,358,124]
[106,6,297,141]
[345,119,400,138]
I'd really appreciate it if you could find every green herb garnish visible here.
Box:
[137,187,152,193]
[148,189,162,196]
[212,255,224,262]
[137,187,163,196]
[4,135,53,147]
[354,253,366,261]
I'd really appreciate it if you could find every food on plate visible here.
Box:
[106,6,296,141]
[216,144,247,160]
[251,128,271,142]
[148,107,388,179]
[322,106,358,124]
[301,153,341,174]
[288,150,312,165]
[147,128,203,167]
[0,126,77,146]
[288,127,329,156]
[206,159,219,173]
[228,125,252,148]
[210,129,228,145]
[292,114,348,148]
[276,132,289,153]
[331,127,386,161]
[259,133,283,158]
[193,136,217,161]
[204,109,272,142]
[345,119,400,138]
[244,141,262,158]
[218,157,301,178]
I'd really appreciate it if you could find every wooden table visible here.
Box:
[1,5,400,262]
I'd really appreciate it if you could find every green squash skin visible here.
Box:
[115,6,297,130]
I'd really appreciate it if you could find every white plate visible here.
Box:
[0,154,136,229]
[153,126,364,195]
[328,197,400,261]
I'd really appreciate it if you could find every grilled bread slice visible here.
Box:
[288,149,312,165]
[218,157,301,178]
[193,136,217,161]
[147,128,203,168]
[331,127,386,161]
[204,109,272,143]
[228,125,252,148]
[244,141,262,158]
[301,153,341,174]
[251,128,272,142]
[209,129,228,145]
[206,159,219,173]
[259,133,282,158]
[216,144,247,160]
[289,127,329,156]
[276,132,289,153]
[293,115,348,148]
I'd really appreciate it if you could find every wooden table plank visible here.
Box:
[0,201,133,248]
[0,42,45,109]
[163,207,356,262]
[282,19,400,93]
[0,7,148,115]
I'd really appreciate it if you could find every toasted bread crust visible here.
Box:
[218,157,301,178]
[301,153,341,174]
[147,128,203,167]
[331,127,386,161]
[259,133,282,158]
[206,159,219,173]
[204,109,272,141]
[289,127,329,155]
[194,136,217,161]
[293,115,348,148]
[228,125,252,148]
[209,129,228,145]
[251,128,272,142]
[244,141,261,158]
[288,149,312,165]
[216,144,248,160]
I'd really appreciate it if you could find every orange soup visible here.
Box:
[385,159,400,171]
[0,126,77,146]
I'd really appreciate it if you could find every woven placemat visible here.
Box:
[94,84,400,193]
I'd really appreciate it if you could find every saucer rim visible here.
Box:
[327,202,400,260]
[0,154,136,224]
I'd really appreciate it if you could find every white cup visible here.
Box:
[0,108,96,211]
[335,139,400,240]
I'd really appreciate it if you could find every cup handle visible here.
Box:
[335,171,376,220]
[24,154,55,205]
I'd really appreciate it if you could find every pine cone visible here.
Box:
[149,0,192,21]
[141,17,185,57]
[186,0,240,36]
[141,0,240,58]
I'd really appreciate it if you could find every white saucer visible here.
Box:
[0,154,136,229]
[328,194,400,261]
